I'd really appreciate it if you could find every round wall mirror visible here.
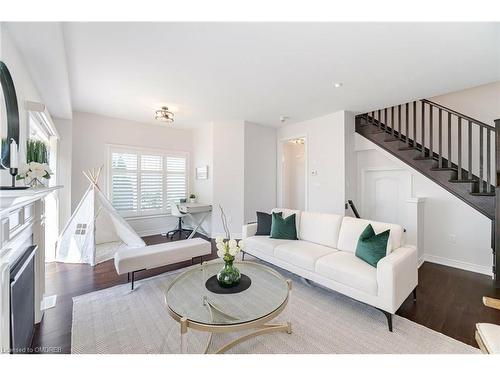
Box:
[0,61,20,169]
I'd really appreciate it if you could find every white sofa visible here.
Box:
[241,208,418,331]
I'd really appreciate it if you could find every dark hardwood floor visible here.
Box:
[31,235,500,353]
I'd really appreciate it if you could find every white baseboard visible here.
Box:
[423,253,492,276]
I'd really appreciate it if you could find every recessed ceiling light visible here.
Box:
[333,82,343,88]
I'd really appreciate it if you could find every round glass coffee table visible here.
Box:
[165,261,292,354]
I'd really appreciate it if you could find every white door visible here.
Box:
[362,169,410,224]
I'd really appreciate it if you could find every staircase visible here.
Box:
[355,100,499,285]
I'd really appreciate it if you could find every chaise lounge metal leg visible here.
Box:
[241,251,245,261]
[413,287,417,302]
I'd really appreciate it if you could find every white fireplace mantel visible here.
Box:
[0,186,63,216]
[0,185,62,353]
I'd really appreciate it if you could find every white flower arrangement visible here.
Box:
[17,162,52,185]
[215,236,245,260]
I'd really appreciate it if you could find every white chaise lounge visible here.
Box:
[114,237,212,289]
[241,209,418,331]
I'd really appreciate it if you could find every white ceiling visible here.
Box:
[9,22,500,127]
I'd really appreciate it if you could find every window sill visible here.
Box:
[123,212,172,221]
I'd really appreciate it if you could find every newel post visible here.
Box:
[494,119,500,287]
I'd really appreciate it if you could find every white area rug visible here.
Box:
[72,260,479,354]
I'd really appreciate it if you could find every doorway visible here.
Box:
[281,137,306,210]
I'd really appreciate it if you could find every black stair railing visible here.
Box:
[363,99,496,196]
[494,119,500,287]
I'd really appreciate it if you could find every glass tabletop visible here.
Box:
[165,261,289,326]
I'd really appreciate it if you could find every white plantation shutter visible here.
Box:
[109,147,188,216]
[166,156,187,211]
[140,155,163,211]
[111,152,138,211]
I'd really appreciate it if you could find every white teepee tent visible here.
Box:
[56,167,146,266]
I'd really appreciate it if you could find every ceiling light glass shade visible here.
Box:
[154,106,174,123]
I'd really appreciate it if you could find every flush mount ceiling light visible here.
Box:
[154,106,174,123]
[333,82,343,88]
[289,138,305,145]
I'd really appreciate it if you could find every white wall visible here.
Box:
[0,27,44,185]
[71,111,193,236]
[277,111,347,215]
[211,120,245,238]
[191,122,214,235]
[430,81,500,126]
[355,134,492,275]
[244,121,277,223]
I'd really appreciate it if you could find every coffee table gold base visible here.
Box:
[172,279,292,354]
[203,321,292,354]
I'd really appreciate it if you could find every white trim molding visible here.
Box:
[423,254,492,277]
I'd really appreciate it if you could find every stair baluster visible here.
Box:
[487,129,492,193]
[405,103,409,146]
[448,112,452,169]
[438,108,443,168]
[413,101,417,147]
[479,126,484,193]
[398,104,402,141]
[468,120,473,181]
[391,106,395,137]
[458,117,462,179]
[429,104,433,158]
[421,101,426,157]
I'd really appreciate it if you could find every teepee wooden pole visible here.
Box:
[95,165,103,185]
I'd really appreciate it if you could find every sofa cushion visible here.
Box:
[270,212,298,240]
[337,216,404,254]
[272,208,301,237]
[274,240,336,271]
[243,236,292,256]
[355,224,390,267]
[255,211,282,236]
[299,211,343,248]
[315,252,378,295]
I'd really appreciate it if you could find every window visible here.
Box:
[108,145,189,217]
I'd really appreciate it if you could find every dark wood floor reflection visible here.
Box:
[32,235,500,353]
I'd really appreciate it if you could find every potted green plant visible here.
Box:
[189,193,196,203]
[16,139,52,187]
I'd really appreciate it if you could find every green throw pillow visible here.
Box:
[270,212,297,240]
[355,224,390,267]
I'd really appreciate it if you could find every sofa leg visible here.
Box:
[379,310,393,332]
[412,287,417,302]
[131,271,135,290]
[127,272,130,282]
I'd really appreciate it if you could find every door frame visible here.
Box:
[277,134,308,210]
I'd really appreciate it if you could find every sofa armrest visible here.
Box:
[377,246,418,313]
[242,223,258,239]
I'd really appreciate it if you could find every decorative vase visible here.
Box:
[217,256,241,288]
[28,177,45,188]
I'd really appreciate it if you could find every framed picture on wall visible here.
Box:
[196,165,208,180]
